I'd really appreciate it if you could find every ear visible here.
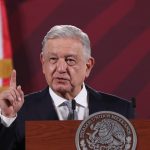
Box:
[40,52,45,74]
[85,57,95,78]
[40,52,44,65]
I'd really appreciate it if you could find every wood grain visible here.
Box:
[26,120,150,150]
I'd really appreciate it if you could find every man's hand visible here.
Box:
[0,70,24,117]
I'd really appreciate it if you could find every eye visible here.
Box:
[66,58,76,66]
[49,57,58,64]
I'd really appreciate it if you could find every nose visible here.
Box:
[56,59,67,73]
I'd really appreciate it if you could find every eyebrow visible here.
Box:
[46,52,78,58]
[65,55,77,58]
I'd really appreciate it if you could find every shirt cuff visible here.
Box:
[0,108,17,127]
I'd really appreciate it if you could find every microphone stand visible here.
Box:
[72,99,76,120]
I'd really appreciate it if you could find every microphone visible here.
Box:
[72,99,76,120]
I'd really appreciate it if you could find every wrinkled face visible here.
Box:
[41,38,94,99]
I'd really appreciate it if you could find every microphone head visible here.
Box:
[72,99,76,110]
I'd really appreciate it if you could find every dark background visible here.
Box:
[5,0,150,118]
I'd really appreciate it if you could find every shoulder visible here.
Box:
[86,85,131,105]
[99,91,131,105]
[24,87,49,104]
[25,87,49,99]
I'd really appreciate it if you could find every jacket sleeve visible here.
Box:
[0,119,17,150]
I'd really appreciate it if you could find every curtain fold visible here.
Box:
[0,0,13,91]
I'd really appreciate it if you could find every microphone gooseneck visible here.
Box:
[72,99,76,120]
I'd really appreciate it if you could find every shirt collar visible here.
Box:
[49,83,88,108]
[75,84,88,107]
[49,88,66,107]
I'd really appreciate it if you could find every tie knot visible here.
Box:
[64,101,72,110]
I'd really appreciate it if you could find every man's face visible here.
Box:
[41,38,94,98]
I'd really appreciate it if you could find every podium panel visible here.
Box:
[26,120,150,150]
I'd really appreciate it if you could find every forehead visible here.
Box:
[43,38,84,56]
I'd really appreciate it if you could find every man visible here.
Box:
[0,25,134,150]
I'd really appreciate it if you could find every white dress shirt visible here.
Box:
[0,108,16,127]
[49,84,89,120]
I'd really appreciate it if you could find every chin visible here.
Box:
[53,85,71,93]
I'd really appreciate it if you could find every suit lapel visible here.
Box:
[86,85,106,115]
[40,87,59,120]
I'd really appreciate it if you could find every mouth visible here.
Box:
[54,77,69,82]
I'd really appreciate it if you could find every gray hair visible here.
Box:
[42,25,91,58]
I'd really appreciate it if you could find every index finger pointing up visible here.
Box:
[10,69,17,88]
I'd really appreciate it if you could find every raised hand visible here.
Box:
[0,70,24,117]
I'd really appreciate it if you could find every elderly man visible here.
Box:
[0,25,134,150]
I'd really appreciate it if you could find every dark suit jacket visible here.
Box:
[0,85,134,150]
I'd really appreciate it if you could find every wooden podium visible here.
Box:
[26,120,150,150]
